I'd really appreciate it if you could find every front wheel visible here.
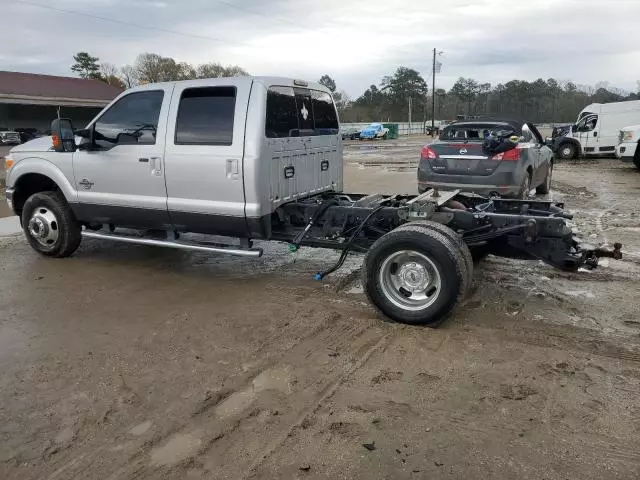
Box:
[21,191,82,257]
[558,142,576,160]
[634,147,640,170]
[362,224,466,326]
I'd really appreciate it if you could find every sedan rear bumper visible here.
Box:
[417,159,525,197]
[418,180,521,197]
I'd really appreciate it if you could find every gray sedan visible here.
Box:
[417,120,553,198]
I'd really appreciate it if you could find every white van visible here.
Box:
[554,100,640,160]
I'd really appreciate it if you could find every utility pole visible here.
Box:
[431,48,436,138]
[408,96,412,134]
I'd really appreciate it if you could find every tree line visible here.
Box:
[71,52,248,90]
[72,52,639,124]
[341,72,640,124]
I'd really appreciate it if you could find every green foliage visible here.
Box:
[319,75,337,92]
[71,52,101,80]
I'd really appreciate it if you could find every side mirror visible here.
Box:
[75,126,94,151]
[50,118,75,152]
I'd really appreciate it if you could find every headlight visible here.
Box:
[621,131,634,141]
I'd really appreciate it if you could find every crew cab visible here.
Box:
[616,124,640,169]
[3,77,620,326]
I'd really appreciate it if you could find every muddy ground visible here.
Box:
[1,140,640,479]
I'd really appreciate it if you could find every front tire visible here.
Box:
[558,142,576,160]
[21,191,82,257]
[362,224,466,326]
[634,146,640,170]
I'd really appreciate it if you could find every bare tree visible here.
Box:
[119,65,139,88]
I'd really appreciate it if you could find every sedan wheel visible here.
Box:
[519,173,532,199]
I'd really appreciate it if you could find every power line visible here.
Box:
[17,0,254,48]
[212,0,301,29]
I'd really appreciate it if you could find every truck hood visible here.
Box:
[9,136,54,153]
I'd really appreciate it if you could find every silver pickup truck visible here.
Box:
[3,76,621,326]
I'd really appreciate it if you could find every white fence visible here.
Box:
[341,122,441,136]
[342,122,557,138]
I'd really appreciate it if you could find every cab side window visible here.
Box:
[521,125,534,143]
[93,90,164,150]
[175,87,236,145]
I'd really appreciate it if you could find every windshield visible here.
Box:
[440,123,516,141]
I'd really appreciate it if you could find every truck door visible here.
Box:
[576,114,598,155]
[163,79,250,236]
[72,86,173,228]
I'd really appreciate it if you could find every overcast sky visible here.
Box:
[4,0,640,97]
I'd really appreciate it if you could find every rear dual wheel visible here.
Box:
[362,222,473,326]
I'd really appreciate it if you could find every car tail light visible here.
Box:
[421,145,437,159]
[492,148,521,161]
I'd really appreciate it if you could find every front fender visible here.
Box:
[556,137,582,156]
[7,156,77,203]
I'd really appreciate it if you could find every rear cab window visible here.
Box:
[266,86,339,138]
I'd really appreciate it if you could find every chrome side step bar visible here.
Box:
[81,230,263,257]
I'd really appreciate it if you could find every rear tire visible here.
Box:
[536,163,553,194]
[21,191,82,258]
[634,146,640,170]
[362,224,466,326]
[558,142,576,160]
[518,172,532,199]
[409,221,473,296]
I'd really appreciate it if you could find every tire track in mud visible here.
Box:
[65,309,399,479]
[242,330,397,479]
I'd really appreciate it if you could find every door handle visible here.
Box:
[593,131,597,137]
[226,159,239,179]
[138,157,149,163]
[150,156,162,176]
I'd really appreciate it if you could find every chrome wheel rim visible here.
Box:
[28,206,59,247]
[379,250,442,311]
[562,146,572,158]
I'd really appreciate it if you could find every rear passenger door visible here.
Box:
[164,79,250,236]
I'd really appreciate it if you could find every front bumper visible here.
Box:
[5,187,15,212]
[419,180,521,197]
[616,142,637,161]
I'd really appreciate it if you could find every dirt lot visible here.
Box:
[1,140,640,479]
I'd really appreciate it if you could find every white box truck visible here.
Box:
[553,100,640,160]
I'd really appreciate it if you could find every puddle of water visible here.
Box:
[564,290,596,299]
[150,433,202,467]
[130,420,153,436]
[215,366,293,419]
